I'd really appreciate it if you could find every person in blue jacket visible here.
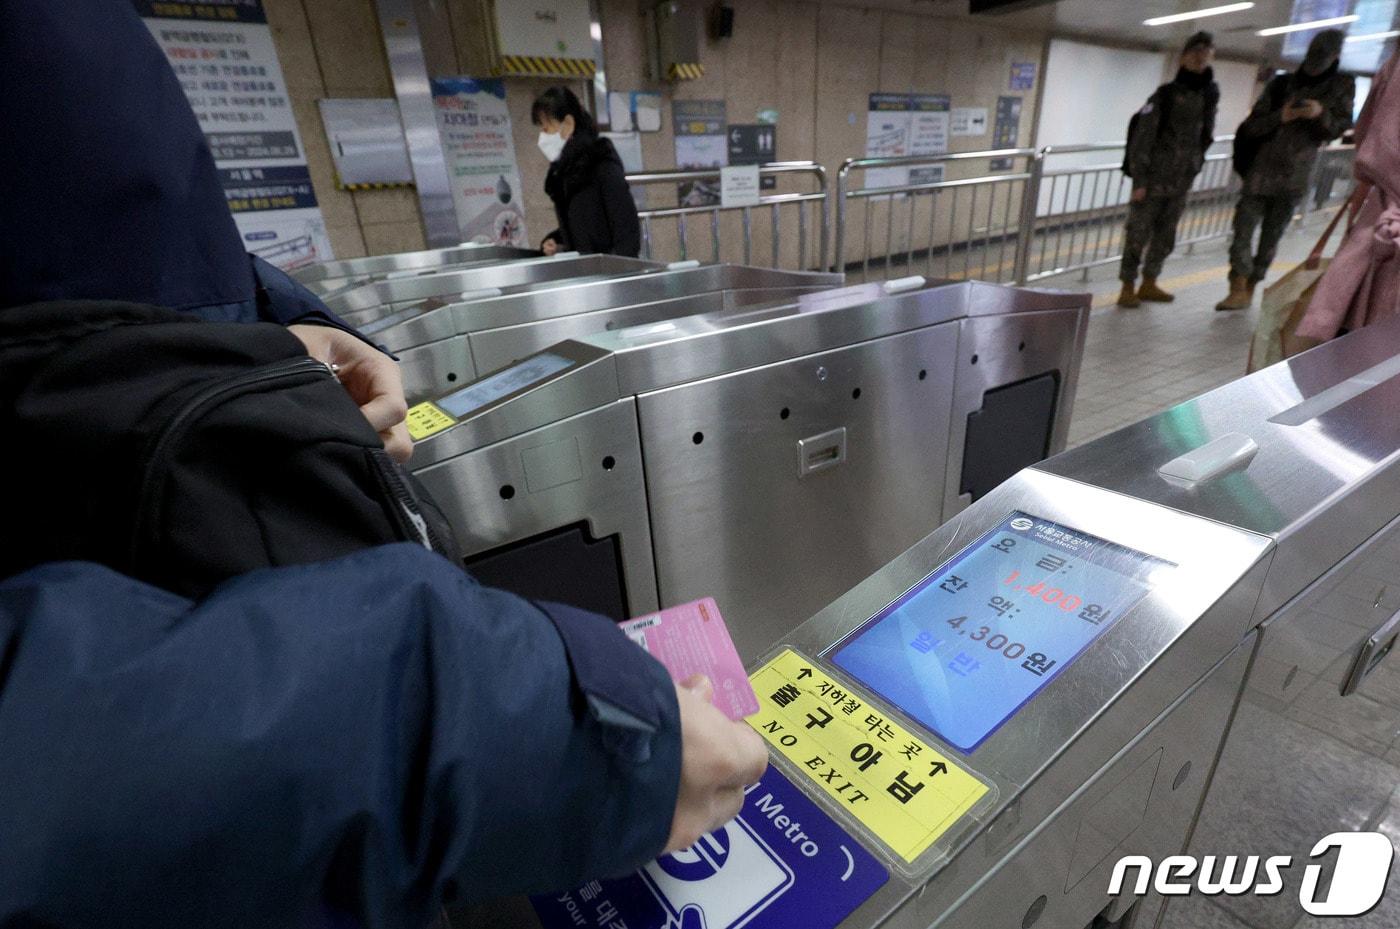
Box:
[0,1,768,925]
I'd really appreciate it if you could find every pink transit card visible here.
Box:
[619,598,760,720]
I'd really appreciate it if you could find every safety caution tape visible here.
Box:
[666,62,705,81]
[496,55,597,78]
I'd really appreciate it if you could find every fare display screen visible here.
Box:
[828,512,1172,753]
[437,352,573,417]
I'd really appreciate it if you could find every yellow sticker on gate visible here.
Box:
[406,402,456,441]
[746,648,989,863]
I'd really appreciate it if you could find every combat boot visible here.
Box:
[1137,277,1174,302]
[1116,282,1140,308]
[1215,275,1251,312]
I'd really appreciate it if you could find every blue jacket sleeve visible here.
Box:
[0,546,681,929]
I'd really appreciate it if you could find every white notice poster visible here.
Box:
[951,107,989,137]
[432,77,529,247]
[865,93,911,189]
[138,0,333,270]
[908,95,951,158]
[720,164,761,208]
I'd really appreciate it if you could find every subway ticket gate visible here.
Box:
[376,263,843,404]
[453,288,1400,929]
[289,243,538,295]
[323,253,665,323]
[408,279,1089,658]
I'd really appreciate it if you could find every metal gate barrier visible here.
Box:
[322,253,667,324]
[372,262,843,403]
[290,243,538,295]
[451,281,1400,929]
[407,278,1089,659]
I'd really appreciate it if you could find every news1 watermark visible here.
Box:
[1110,832,1396,917]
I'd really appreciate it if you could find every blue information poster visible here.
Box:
[829,512,1172,753]
[533,767,887,929]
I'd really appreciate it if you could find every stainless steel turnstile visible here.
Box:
[453,293,1400,929]
[409,279,1089,656]
[291,244,538,295]
[324,253,666,323]
[378,263,843,403]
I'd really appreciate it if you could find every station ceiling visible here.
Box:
[846,0,1399,70]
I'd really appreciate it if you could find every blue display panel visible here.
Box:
[436,352,573,417]
[827,512,1173,753]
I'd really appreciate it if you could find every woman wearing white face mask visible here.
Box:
[532,86,641,257]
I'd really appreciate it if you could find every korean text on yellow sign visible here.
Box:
[406,402,456,441]
[747,648,989,863]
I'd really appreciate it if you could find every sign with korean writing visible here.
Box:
[137,0,333,270]
[532,766,887,929]
[989,96,1023,171]
[829,512,1172,753]
[1010,62,1037,91]
[431,77,528,247]
[406,402,455,441]
[864,93,911,189]
[721,165,761,208]
[674,99,728,206]
[951,107,988,137]
[747,649,989,864]
[908,94,951,187]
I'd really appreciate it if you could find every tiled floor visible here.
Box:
[1029,212,1338,449]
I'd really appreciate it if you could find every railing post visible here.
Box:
[1012,149,1044,285]
[832,161,849,274]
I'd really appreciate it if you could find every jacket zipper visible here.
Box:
[130,356,335,566]
[369,450,440,551]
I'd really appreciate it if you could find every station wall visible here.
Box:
[262,0,1049,264]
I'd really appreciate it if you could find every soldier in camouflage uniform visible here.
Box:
[1216,30,1354,311]
[1119,32,1220,308]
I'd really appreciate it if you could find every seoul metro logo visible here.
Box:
[657,830,731,881]
[1109,832,1395,916]
[642,819,794,929]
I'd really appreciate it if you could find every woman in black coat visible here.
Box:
[532,86,641,257]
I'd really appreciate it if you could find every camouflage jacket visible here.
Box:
[1240,67,1354,197]
[1126,68,1220,197]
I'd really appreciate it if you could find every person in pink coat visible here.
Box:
[1297,52,1400,340]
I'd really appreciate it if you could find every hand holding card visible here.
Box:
[620,598,760,720]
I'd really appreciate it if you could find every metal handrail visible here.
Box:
[615,134,1350,282]
[836,149,1038,281]
[834,135,1254,283]
[625,161,829,269]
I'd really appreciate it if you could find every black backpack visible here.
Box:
[1122,88,1173,175]
[0,300,458,598]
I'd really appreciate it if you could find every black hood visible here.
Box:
[1302,28,1345,77]
[1,0,254,312]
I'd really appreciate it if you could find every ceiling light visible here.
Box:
[1346,30,1400,42]
[1144,3,1254,27]
[1257,14,1359,36]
